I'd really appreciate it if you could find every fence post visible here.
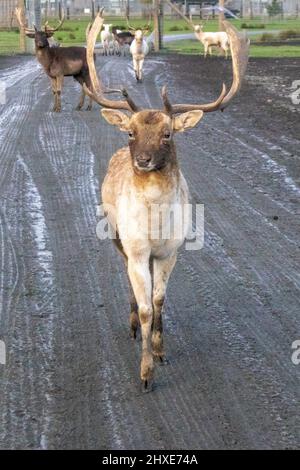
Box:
[17,0,26,53]
[219,0,225,31]
[153,0,163,51]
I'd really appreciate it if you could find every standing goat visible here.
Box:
[167,1,230,58]
[84,12,249,391]
[15,7,93,112]
[127,17,150,82]
[100,23,113,55]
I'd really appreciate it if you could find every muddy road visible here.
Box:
[0,54,299,450]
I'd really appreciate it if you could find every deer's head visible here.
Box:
[126,15,150,45]
[15,7,64,47]
[84,11,249,173]
[194,24,204,33]
[101,107,203,172]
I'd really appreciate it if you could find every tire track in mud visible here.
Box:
[0,55,299,450]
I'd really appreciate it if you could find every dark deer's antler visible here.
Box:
[44,9,65,34]
[15,7,35,34]
[126,12,151,32]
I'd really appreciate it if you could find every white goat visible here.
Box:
[100,23,112,55]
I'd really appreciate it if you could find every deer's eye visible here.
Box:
[128,131,135,140]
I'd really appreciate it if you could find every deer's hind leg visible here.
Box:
[76,87,86,111]
[151,253,177,363]
[74,75,86,111]
[84,74,93,111]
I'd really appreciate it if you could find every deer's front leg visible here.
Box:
[133,57,139,82]
[51,78,58,112]
[152,253,177,363]
[127,254,153,391]
[55,75,64,112]
[138,59,144,82]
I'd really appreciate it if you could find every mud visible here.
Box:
[0,54,299,449]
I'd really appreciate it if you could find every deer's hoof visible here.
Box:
[76,105,82,111]
[141,378,153,393]
[159,356,169,366]
[154,354,169,366]
[86,105,92,111]
[130,327,137,340]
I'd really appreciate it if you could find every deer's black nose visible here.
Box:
[136,154,151,166]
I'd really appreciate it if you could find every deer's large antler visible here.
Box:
[161,21,249,114]
[15,7,35,34]
[44,8,65,33]
[126,15,136,31]
[126,12,151,32]
[83,9,139,112]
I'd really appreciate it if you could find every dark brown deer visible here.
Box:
[15,7,93,112]
[84,12,249,391]
[111,28,134,56]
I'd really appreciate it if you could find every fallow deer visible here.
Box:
[15,7,93,112]
[112,28,135,56]
[84,12,249,391]
[127,16,151,82]
[167,1,230,58]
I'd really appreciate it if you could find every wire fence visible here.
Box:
[0,6,300,55]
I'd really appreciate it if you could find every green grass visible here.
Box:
[1,15,300,56]
[165,38,300,57]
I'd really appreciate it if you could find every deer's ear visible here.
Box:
[25,32,36,38]
[101,109,130,131]
[173,110,204,133]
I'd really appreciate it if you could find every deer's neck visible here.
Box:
[35,46,52,71]
[132,148,180,197]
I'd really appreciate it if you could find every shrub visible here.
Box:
[241,23,265,29]
[259,33,276,42]
[279,29,299,40]
[169,25,182,31]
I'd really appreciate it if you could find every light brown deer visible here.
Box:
[84,12,249,391]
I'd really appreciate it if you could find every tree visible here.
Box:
[266,0,282,17]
